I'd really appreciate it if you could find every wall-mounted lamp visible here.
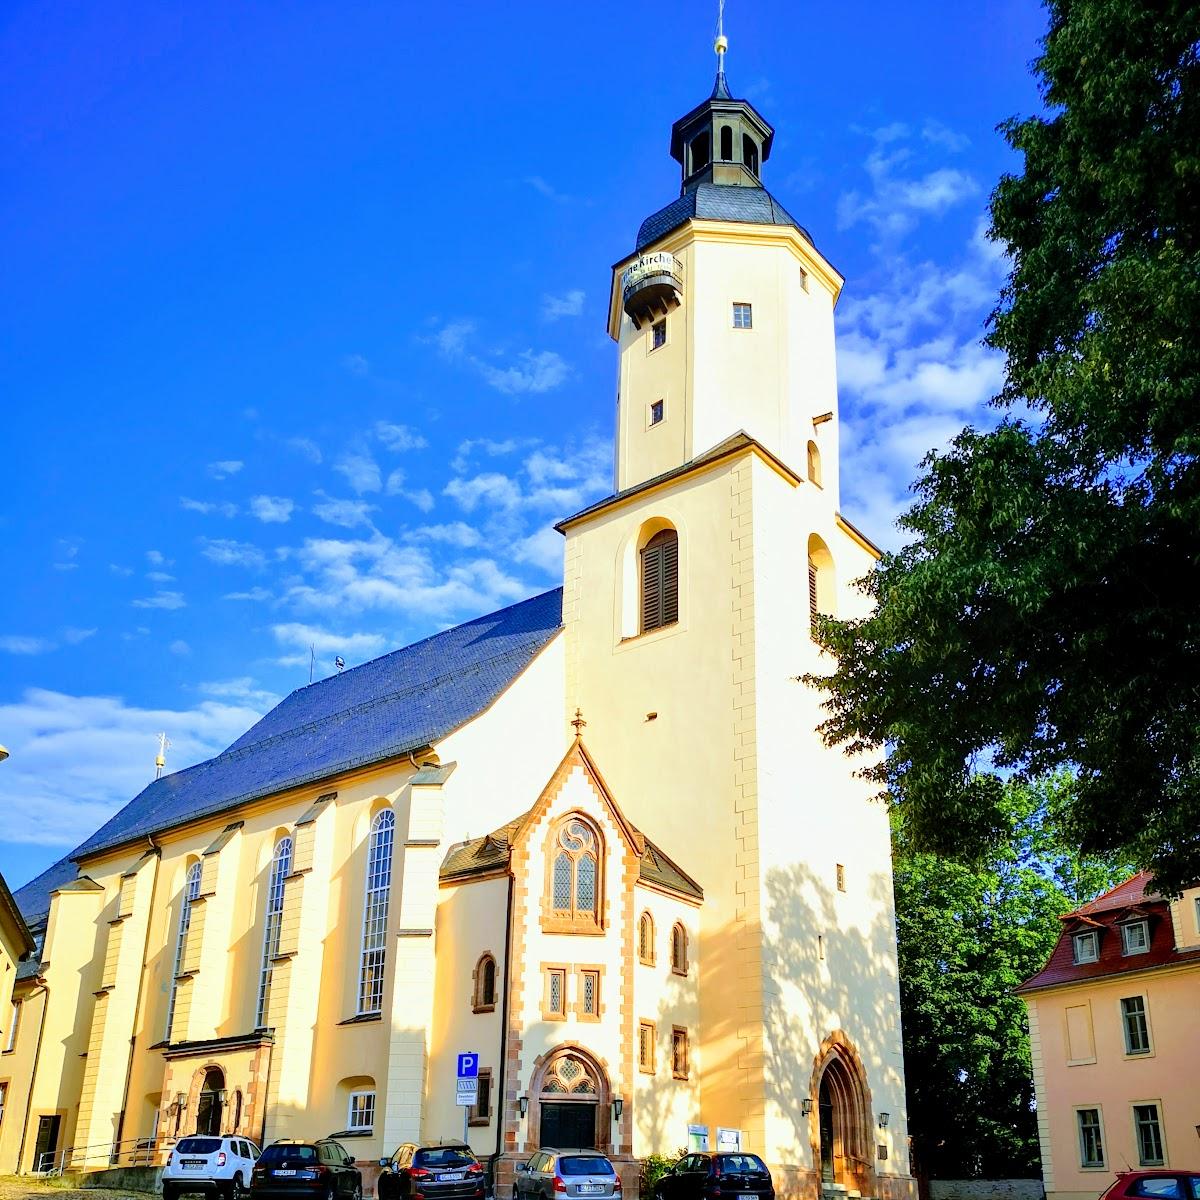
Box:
[175,1093,186,1111]
[612,1097,624,1121]
[878,1112,890,1129]
[518,1095,529,1119]
[801,1099,814,1116]
[217,1090,227,1104]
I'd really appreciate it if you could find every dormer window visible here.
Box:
[1072,930,1100,964]
[1121,920,1150,956]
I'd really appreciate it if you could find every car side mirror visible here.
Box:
[515,1164,528,1173]
[379,1159,391,1168]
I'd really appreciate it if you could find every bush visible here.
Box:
[640,1149,687,1199]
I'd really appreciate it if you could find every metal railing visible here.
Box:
[36,1134,179,1175]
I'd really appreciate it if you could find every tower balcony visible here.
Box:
[621,251,683,329]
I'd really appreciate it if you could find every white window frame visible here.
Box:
[1072,930,1099,963]
[256,837,294,1028]
[732,302,753,329]
[346,1090,375,1132]
[648,398,665,428]
[1193,895,1200,935]
[1075,1106,1106,1169]
[1131,1101,1166,1166]
[165,862,202,1040]
[4,1000,20,1053]
[1121,920,1150,956]
[1120,994,1153,1056]
[650,319,667,351]
[357,809,395,1015]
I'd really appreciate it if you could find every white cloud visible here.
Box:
[0,688,265,853]
[430,320,475,356]
[476,350,570,395]
[334,451,382,495]
[198,677,282,709]
[198,538,267,569]
[250,495,295,524]
[286,437,322,464]
[146,550,166,566]
[180,496,238,517]
[524,176,571,203]
[146,570,175,583]
[512,525,565,575]
[207,460,244,480]
[375,422,428,452]
[132,590,187,610]
[109,564,133,577]
[311,492,377,529]
[169,639,191,656]
[444,472,523,512]
[922,120,971,153]
[62,627,97,645]
[343,353,370,376]
[270,621,388,667]
[409,522,483,548]
[223,586,272,602]
[541,289,585,320]
[0,635,54,655]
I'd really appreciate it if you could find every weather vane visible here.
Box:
[715,0,728,71]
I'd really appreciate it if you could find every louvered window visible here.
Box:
[640,529,679,633]
[808,563,819,630]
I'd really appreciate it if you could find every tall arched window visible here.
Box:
[720,125,733,161]
[640,529,679,633]
[165,862,202,1040]
[545,816,603,932]
[671,922,689,975]
[256,837,293,1028]
[473,953,497,1012]
[743,134,759,176]
[691,131,711,173]
[358,809,395,1014]
[808,533,836,634]
[638,912,655,965]
[807,440,823,487]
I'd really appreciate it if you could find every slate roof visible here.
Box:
[0,870,36,958]
[441,811,703,902]
[636,182,812,252]
[71,589,564,860]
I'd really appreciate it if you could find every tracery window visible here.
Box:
[256,837,293,1028]
[638,912,655,965]
[358,809,395,1014]
[540,1054,598,1096]
[165,862,202,1040]
[545,816,603,932]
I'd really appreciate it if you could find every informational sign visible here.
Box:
[715,1128,742,1152]
[457,1053,479,1079]
[456,1078,478,1108]
[687,1125,710,1152]
[621,251,683,302]
[456,1053,480,1109]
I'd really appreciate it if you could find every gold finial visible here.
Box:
[714,0,728,65]
[571,708,587,739]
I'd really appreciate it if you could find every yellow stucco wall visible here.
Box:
[1026,958,1200,1200]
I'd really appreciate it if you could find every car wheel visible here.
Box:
[323,1184,335,1200]
[163,1186,176,1200]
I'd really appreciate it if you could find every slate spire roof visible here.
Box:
[69,588,564,860]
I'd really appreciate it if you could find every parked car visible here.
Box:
[1099,1171,1200,1200]
[515,1150,621,1200]
[652,1153,773,1200]
[377,1142,485,1200]
[250,1139,362,1200]
[162,1135,261,1200]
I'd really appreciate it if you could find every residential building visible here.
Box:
[2,46,914,1200]
[1018,872,1200,1200]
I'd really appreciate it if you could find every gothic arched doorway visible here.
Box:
[196,1067,225,1136]
[531,1049,610,1152]
[811,1037,873,1195]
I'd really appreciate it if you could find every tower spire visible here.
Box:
[713,0,731,99]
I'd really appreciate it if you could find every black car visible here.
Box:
[653,1154,774,1200]
[376,1142,485,1200]
[250,1140,362,1200]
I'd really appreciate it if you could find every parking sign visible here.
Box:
[457,1052,479,1079]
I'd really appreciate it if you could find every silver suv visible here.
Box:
[162,1135,261,1200]
[515,1150,621,1200]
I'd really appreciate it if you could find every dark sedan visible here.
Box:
[250,1140,362,1200]
[653,1154,774,1200]
[377,1142,485,1200]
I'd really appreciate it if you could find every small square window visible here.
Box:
[1121,921,1149,955]
[732,302,753,329]
[1072,931,1099,964]
[638,1021,656,1073]
[651,320,667,350]
[650,399,665,426]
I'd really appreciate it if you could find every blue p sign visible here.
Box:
[457,1053,479,1079]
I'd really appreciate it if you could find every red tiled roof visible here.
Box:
[1018,876,1200,993]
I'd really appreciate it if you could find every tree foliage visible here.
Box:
[813,0,1200,895]
[896,774,1135,1179]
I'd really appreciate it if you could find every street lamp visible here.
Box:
[801,1099,813,1116]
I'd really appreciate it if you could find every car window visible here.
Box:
[414,1149,477,1169]
[720,1156,767,1174]
[529,1155,545,1172]
[260,1145,318,1165]
[560,1158,615,1176]
[1187,1179,1200,1200]
[1131,1182,1185,1200]
[247,1144,260,1160]
[178,1138,223,1155]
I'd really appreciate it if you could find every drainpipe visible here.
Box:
[491,872,515,1198]
[112,846,162,1161]
[15,980,51,1174]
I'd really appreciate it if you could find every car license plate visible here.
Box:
[183,1162,204,1171]
[275,1170,297,1176]
[739,1194,756,1199]
[579,1187,605,1195]
[439,1173,465,1182]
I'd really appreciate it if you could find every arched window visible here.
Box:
[671,922,689,975]
[743,134,759,176]
[640,528,679,633]
[165,862,202,1040]
[720,125,733,161]
[545,816,602,932]
[473,953,498,1012]
[691,131,711,173]
[808,534,836,634]
[358,809,395,1014]
[256,837,293,1028]
[638,912,655,965]
[807,440,822,487]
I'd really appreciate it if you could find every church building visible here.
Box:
[1,46,913,1200]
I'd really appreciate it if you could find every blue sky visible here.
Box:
[0,0,1047,887]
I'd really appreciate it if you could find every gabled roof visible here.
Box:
[1067,869,1159,917]
[12,853,96,983]
[440,741,703,903]
[636,182,812,252]
[71,589,564,860]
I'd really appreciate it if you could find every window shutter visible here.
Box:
[641,530,679,633]
[641,543,662,632]
[808,562,818,629]
[661,535,679,625]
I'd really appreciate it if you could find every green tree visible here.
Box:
[895,774,1135,1178]
[813,0,1200,895]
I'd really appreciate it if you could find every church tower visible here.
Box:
[560,37,913,1200]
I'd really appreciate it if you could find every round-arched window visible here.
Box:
[545,817,603,931]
